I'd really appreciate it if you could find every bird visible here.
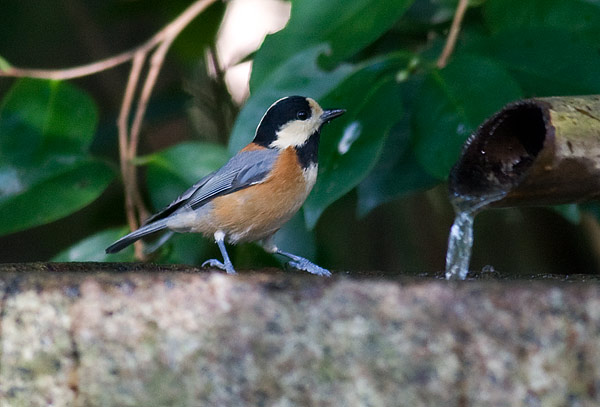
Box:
[106,96,345,276]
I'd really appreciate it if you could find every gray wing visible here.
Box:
[143,149,278,225]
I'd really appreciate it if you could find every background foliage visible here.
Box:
[2,0,600,274]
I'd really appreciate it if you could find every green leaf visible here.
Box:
[357,147,436,217]
[228,44,353,154]
[413,55,522,180]
[0,78,112,235]
[141,141,229,211]
[357,74,436,216]
[53,227,134,262]
[357,117,437,217]
[303,72,404,229]
[483,0,600,41]
[250,0,416,90]
[465,28,600,96]
[0,78,98,167]
[0,160,114,236]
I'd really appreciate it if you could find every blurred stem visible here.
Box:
[1,0,218,260]
[125,36,178,251]
[436,0,469,68]
[207,45,234,144]
[118,52,146,260]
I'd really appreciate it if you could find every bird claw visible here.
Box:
[202,259,236,274]
[287,259,331,277]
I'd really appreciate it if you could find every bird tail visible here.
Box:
[105,219,169,254]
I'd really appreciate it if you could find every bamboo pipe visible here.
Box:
[449,96,600,208]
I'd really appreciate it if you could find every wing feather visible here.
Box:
[143,149,278,224]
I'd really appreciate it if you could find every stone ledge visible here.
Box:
[1,263,599,406]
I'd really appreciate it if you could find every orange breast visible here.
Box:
[209,147,311,243]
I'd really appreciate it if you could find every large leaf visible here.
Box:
[250,0,416,90]
[0,78,113,236]
[357,76,437,216]
[0,78,97,167]
[413,55,522,180]
[140,141,229,212]
[483,0,600,42]
[0,160,114,236]
[303,64,405,228]
[465,28,600,96]
[228,44,353,154]
[53,227,134,262]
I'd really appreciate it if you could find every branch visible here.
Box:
[118,52,146,260]
[436,0,469,69]
[0,52,136,80]
[124,37,178,260]
[0,0,218,80]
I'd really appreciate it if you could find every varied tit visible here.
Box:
[106,96,345,276]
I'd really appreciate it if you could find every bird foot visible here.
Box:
[286,259,331,277]
[202,259,236,274]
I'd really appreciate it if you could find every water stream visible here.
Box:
[444,193,507,280]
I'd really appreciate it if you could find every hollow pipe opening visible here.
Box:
[449,95,600,208]
[449,100,549,200]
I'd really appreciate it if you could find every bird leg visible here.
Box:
[261,235,331,277]
[202,230,236,274]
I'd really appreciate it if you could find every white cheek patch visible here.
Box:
[270,117,321,149]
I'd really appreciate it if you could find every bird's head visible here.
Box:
[253,96,345,150]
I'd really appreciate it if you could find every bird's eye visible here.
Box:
[296,110,309,120]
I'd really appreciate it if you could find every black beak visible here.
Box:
[321,108,346,123]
